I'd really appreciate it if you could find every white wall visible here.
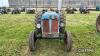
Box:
[0,0,9,7]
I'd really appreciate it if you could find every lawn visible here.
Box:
[0,11,100,56]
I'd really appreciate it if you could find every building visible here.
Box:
[7,0,100,8]
[0,0,9,7]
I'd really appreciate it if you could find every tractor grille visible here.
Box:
[42,19,59,37]
[52,18,59,32]
[43,20,50,33]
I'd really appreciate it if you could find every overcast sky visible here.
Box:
[0,0,9,7]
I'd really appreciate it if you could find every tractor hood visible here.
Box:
[41,11,60,20]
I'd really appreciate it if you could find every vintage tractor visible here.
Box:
[26,8,35,14]
[6,8,11,12]
[0,8,8,14]
[65,8,75,14]
[79,6,90,14]
[29,10,72,52]
[96,14,100,32]
[96,5,100,11]
[20,8,25,12]
[11,8,21,14]
[65,7,77,14]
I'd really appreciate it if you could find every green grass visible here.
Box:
[0,11,100,56]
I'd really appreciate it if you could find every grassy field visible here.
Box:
[0,11,100,56]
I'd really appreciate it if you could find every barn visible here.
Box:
[0,0,100,8]
[7,0,100,8]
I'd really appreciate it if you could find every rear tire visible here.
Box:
[64,32,72,52]
[29,31,36,51]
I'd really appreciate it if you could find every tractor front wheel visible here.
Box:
[29,31,36,51]
[64,32,72,52]
[96,14,100,32]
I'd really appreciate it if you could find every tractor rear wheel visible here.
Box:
[29,31,36,51]
[64,32,72,52]
[96,14,100,32]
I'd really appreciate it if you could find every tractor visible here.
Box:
[96,14,100,32]
[29,0,72,52]
[11,8,21,14]
[79,6,90,14]
[0,8,8,14]
[29,9,72,52]
[65,7,77,14]
[26,8,35,14]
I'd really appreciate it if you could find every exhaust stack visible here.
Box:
[58,0,62,13]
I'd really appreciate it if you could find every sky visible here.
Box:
[0,0,9,7]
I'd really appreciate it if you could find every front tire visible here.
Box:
[96,14,100,32]
[29,31,36,51]
[64,32,72,52]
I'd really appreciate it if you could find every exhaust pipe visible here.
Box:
[58,0,62,13]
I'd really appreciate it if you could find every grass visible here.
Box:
[0,11,100,56]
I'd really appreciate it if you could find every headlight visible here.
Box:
[60,23,64,27]
[36,24,41,28]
